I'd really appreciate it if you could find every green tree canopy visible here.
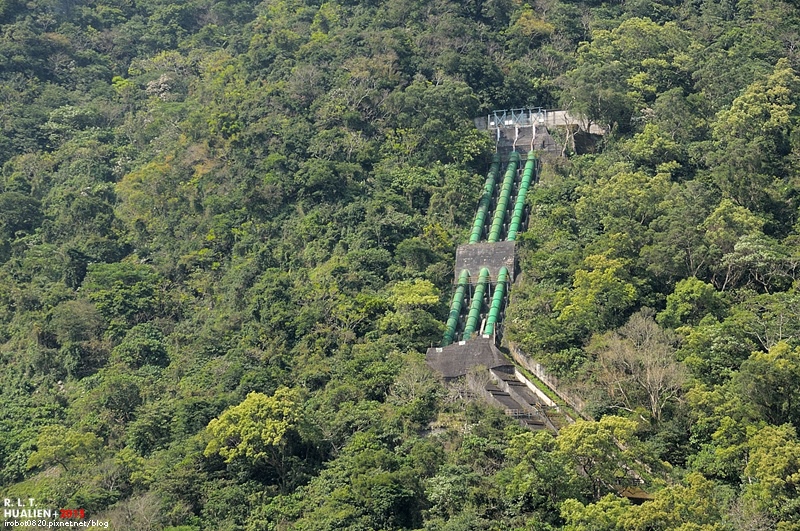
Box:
[204,387,303,466]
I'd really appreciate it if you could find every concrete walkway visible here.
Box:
[541,110,606,135]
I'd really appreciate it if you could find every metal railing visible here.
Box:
[488,108,548,129]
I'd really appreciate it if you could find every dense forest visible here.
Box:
[1,0,800,528]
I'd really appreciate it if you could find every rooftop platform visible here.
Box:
[426,337,514,380]
[454,241,516,283]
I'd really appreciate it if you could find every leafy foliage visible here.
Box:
[2,0,800,527]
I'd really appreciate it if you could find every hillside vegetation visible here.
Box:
[1,0,800,529]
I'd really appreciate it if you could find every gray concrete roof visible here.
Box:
[426,337,514,379]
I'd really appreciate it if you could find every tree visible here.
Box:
[387,279,440,310]
[386,354,440,428]
[719,234,794,293]
[561,473,724,530]
[126,401,173,456]
[50,299,105,344]
[556,416,644,499]
[623,127,684,178]
[736,292,800,351]
[555,253,638,335]
[506,8,555,54]
[701,199,766,291]
[49,298,109,376]
[27,425,103,472]
[70,370,144,437]
[500,430,585,526]
[560,18,693,133]
[708,59,800,212]
[621,473,723,530]
[0,192,42,240]
[561,494,632,531]
[657,277,727,329]
[81,262,165,338]
[111,323,169,368]
[575,169,670,240]
[688,414,750,485]
[743,424,800,523]
[205,387,303,487]
[737,341,800,426]
[291,431,426,531]
[590,309,686,422]
[643,181,718,284]
[379,279,444,351]
[561,60,636,133]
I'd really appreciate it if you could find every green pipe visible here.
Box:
[507,152,536,241]
[488,151,520,242]
[469,154,501,244]
[442,269,470,346]
[463,268,489,340]
[483,267,509,337]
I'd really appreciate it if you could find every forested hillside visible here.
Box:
[1,0,800,528]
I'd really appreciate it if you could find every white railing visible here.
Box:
[508,342,590,418]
